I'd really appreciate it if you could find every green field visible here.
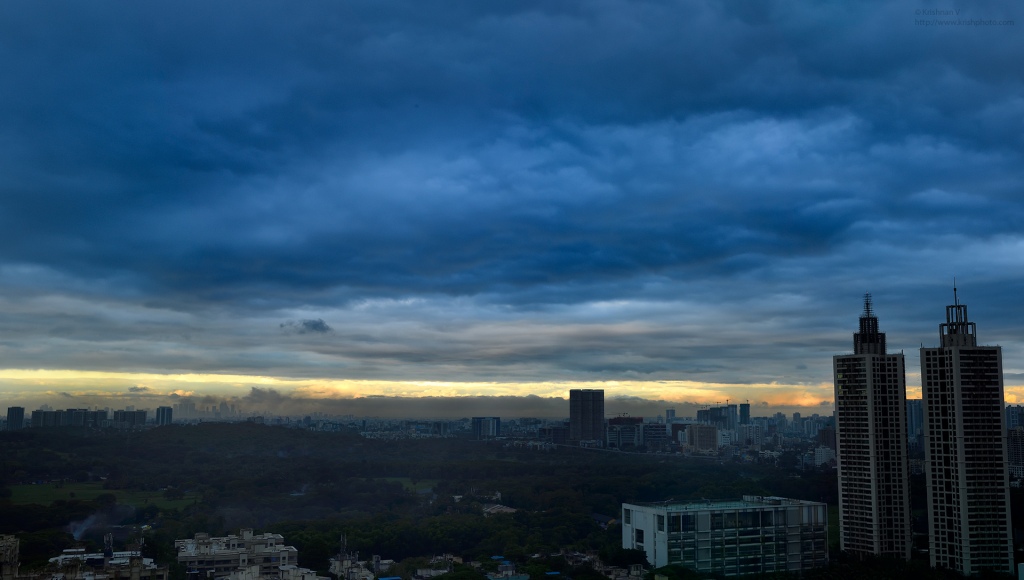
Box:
[8,482,198,510]
[380,477,439,493]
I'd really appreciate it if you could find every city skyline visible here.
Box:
[1,2,1022,412]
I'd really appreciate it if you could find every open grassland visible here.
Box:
[8,482,197,510]
[380,477,440,492]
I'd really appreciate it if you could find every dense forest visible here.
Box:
[0,423,1017,579]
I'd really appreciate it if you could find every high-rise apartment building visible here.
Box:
[470,416,501,439]
[569,389,605,444]
[5,407,24,430]
[833,295,911,559]
[921,292,1012,575]
[905,399,923,440]
[156,406,173,426]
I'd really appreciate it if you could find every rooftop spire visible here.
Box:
[940,283,976,347]
[854,293,886,355]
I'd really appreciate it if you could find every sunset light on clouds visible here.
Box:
[0,0,1022,417]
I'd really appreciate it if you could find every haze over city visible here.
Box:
[1,0,1022,416]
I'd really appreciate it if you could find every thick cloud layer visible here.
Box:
[0,0,1022,411]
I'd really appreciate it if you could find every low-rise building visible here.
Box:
[621,496,828,576]
[176,530,299,579]
[1,535,168,580]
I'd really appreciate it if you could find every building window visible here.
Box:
[657,515,665,532]
[624,508,631,524]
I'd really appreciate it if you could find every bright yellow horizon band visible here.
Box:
[0,368,1020,406]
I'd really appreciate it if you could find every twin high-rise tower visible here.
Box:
[921,291,1012,574]
[834,294,911,559]
[834,291,1012,576]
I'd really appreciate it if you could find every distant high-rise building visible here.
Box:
[834,294,911,559]
[921,291,1012,575]
[739,403,750,425]
[686,424,718,452]
[905,399,923,439]
[156,406,173,426]
[470,416,501,440]
[1007,427,1024,479]
[1006,404,1024,429]
[569,389,605,444]
[6,407,24,430]
[665,408,676,423]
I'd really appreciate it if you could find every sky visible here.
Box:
[1,0,1022,418]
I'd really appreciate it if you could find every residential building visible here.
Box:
[538,422,569,445]
[686,424,718,453]
[641,422,671,450]
[906,399,924,452]
[47,547,168,580]
[470,417,501,440]
[5,408,24,431]
[112,410,147,429]
[607,417,642,449]
[1006,405,1024,429]
[921,291,1012,575]
[2,535,18,580]
[833,294,911,559]
[156,406,173,426]
[1,535,168,580]
[28,409,107,428]
[569,389,605,445]
[1007,427,1024,479]
[738,423,762,448]
[175,529,299,579]
[621,496,828,576]
[813,446,836,467]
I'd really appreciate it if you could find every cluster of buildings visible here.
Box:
[555,389,832,459]
[622,291,1018,578]
[0,530,330,580]
[2,407,173,430]
[833,293,1013,576]
[1,534,167,580]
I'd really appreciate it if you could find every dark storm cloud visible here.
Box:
[0,0,1022,395]
[128,386,151,393]
[280,319,333,335]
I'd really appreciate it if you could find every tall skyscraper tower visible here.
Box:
[569,389,605,444]
[834,295,911,559]
[921,290,1012,575]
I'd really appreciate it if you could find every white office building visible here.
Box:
[621,496,828,576]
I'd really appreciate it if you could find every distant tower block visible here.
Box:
[569,389,605,445]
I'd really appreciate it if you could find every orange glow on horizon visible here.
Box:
[5,367,1018,409]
